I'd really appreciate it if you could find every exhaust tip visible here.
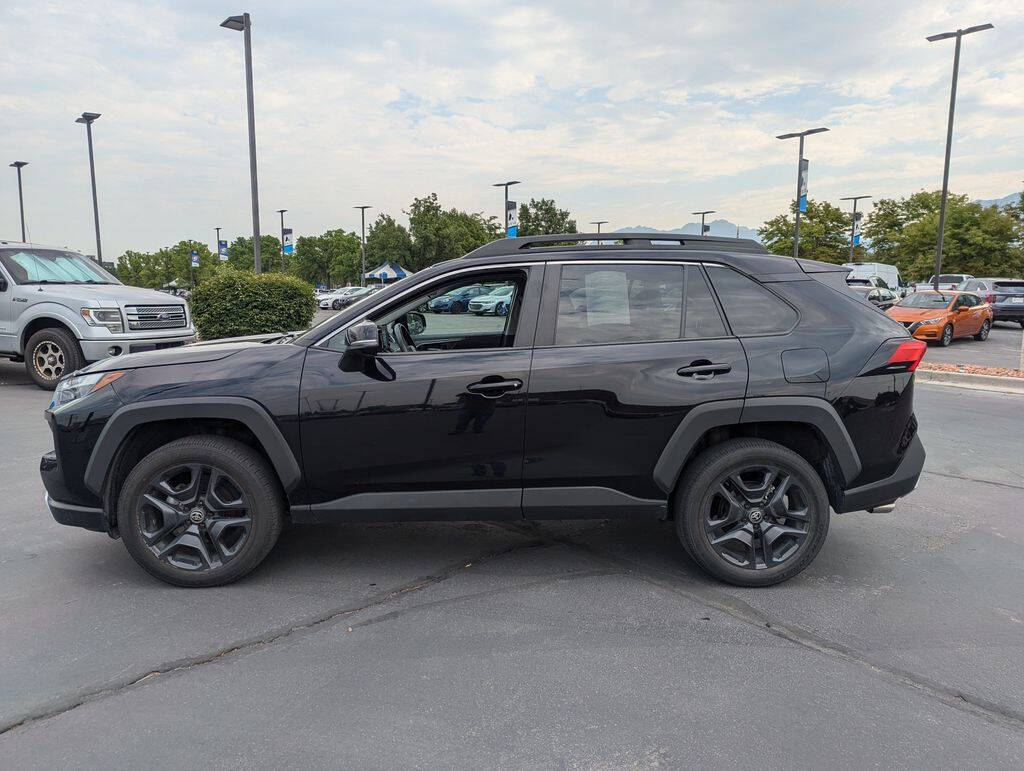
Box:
[866,503,896,514]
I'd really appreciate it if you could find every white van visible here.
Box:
[842,262,905,294]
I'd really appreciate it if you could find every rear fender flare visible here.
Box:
[83,397,301,496]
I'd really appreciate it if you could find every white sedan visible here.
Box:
[319,287,371,310]
[468,285,516,315]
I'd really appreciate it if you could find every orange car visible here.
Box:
[885,290,992,346]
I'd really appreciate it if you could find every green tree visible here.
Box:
[291,229,362,287]
[517,198,577,236]
[226,235,283,272]
[115,250,152,287]
[365,214,414,270]
[759,199,851,263]
[863,191,1023,280]
[406,193,501,271]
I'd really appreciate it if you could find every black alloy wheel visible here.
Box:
[676,439,830,587]
[118,436,283,587]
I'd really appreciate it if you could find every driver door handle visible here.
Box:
[677,362,731,380]
[466,378,523,396]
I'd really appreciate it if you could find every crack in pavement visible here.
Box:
[920,469,1024,491]
[496,522,1024,735]
[0,533,552,737]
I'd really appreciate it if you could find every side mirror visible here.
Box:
[407,311,426,336]
[344,321,380,356]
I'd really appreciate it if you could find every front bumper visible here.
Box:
[79,333,196,362]
[835,434,925,513]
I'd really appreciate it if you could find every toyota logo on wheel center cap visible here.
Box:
[748,508,764,523]
[188,509,206,524]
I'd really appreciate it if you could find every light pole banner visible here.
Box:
[798,159,809,213]
[852,214,862,246]
[190,249,200,268]
[506,200,518,238]
[282,228,294,255]
[218,240,229,261]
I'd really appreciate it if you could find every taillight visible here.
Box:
[984,294,995,304]
[887,340,927,372]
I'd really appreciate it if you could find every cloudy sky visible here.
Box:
[1,0,1022,257]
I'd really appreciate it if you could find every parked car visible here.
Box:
[0,242,197,389]
[41,232,926,589]
[885,290,992,345]
[846,277,886,289]
[843,262,906,295]
[427,284,488,313]
[849,285,899,310]
[957,278,1024,327]
[468,284,516,315]
[912,273,973,292]
[319,286,371,310]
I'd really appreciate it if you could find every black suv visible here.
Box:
[40,234,926,588]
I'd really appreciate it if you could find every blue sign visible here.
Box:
[190,249,200,268]
[218,240,229,260]
[852,234,861,246]
[282,228,294,255]
[505,200,518,238]
[798,158,809,213]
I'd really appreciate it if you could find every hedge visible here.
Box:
[189,268,318,340]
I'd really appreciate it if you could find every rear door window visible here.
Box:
[705,265,798,335]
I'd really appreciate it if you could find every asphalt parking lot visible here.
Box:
[922,321,1023,370]
[1,357,1023,767]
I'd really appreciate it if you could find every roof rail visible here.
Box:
[465,232,766,259]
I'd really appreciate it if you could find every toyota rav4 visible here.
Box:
[40,233,926,588]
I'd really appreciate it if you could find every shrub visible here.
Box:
[189,268,317,340]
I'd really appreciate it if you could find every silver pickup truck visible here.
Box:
[0,242,196,389]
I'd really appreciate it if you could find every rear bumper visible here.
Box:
[835,434,925,513]
[992,305,1024,321]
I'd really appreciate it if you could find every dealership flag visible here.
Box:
[190,249,200,268]
[218,240,229,261]
[282,228,294,255]
[506,200,518,238]
[798,159,809,213]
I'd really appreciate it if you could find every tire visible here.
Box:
[974,319,991,341]
[496,302,508,317]
[938,324,954,346]
[117,436,284,587]
[451,301,465,314]
[332,299,342,310]
[25,327,84,390]
[675,438,830,587]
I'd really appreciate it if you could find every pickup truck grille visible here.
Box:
[124,304,187,330]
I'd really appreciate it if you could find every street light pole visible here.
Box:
[589,220,608,234]
[776,127,829,259]
[692,210,715,237]
[215,227,222,259]
[354,205,372,286]
[927,23,993,291]
[221,13,262,273]
[9,161,28,242]
[276,209,287,272]
[74,113,103,261]
[839,195,872,261]
[492,180,521,236]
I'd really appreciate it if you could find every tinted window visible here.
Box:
[682,267,728,339]
[555,264,684,345]
[705,265,797,335]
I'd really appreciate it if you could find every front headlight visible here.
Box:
[919,316,945,325]
[49,371,125,409]
[81,307,124,333]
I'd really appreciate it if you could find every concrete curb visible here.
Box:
[917,367,1024,395]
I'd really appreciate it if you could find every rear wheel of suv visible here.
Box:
[675,439,830,587]
[117,436,284,587]
[974,319,991,341]
[25,327,84,390]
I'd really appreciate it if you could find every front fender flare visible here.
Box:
[83,396,302,496]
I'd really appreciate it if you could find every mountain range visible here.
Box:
[975,192,1020,209]
[614,220,761,241]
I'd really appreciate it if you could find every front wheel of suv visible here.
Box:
[117,436,284,587]
[675,439,830,587]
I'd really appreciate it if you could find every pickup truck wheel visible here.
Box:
[25,327,83,390]
[675,438,830,587]
[117,436,284,587]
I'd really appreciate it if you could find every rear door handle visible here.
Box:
[677,363,731,380]
[466,378,523,397]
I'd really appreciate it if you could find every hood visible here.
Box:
[15,282,181,307]
[886,306,948,321]
[77,340,270,375]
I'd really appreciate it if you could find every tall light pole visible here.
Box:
[839,195,872,261]
[492,180,520,236]
[927,23,993,291]
[215,226,222,260]
[590,220,608,234]
[9,161,28,242]
[354,205,372,286]
[75,112,103,261]
[776,127,829,258]
[692,209,715,237]
[221,13,262,273]
[276,209,287,272]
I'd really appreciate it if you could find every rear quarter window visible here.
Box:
[706,265,798,335]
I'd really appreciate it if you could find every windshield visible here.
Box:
[0,248,119,285]
[486,285,514,297]
[898,293,953,309]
